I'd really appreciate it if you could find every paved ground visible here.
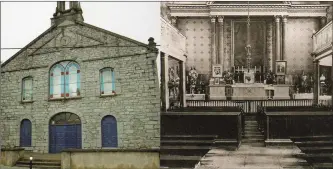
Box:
[0,165,27,169]
[195,145,311,169]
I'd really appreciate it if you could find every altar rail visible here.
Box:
[185,99,315,113]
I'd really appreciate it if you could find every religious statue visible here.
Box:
[265,70,275,85]
[223,70,234,85]
[188,67,198,94]
[168,67,180,99]
[300,71,310,93]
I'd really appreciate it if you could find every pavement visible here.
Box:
[0,166,27,169]
[195,145,311,169]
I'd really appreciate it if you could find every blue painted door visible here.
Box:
[20,119,32,147]
[49,124,81,153]
[102,116,118,147]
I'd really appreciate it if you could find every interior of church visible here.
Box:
[161,1,333,108]
[160,1,333,169]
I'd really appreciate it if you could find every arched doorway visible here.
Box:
[20,119,32,147]
[101,115,118,147]
[49,112,81,153]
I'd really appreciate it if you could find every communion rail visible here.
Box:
[185,99,315,113]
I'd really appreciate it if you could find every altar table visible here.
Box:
[209,83,290,100]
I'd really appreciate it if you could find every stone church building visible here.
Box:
[0,2,160,154]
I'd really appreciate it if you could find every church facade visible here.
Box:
[0,2,160,153]
[161,1,333,109]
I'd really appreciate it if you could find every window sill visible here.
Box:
[21,100,34,104]
[48,96,83,101]
[99,94,120,98]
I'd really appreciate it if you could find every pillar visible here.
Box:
[218,16,224,69]
[171,17,177,27]
[314,60,319,105]
[180,61,186,107]
[57,1,65,11]
[275,16,281,62]
[160,53,169,111]
[282,16,287,61]
[320,16,327,28]
[267,20,273,71]
[210,16,217,76]
[331,3,333,107]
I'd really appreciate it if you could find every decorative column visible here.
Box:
[331,3,333,107]
[313,59,319,105]
[320,16,327,28]
[171,16,177,27]
[282,16,287,61]
[267,21,273,71]
[210,16,217,76]
[160,53,169,111]
[180,61,186,107]
[275,16,281,62]
[218,16,224,68]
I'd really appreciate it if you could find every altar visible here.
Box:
[209,83,290,100]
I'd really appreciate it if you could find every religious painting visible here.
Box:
[212,65,223,77]
[233,21,266,68]
[276,61,287,75]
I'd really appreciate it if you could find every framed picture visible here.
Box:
[276,60,287,75]
[212,65,223,77]
[214,78,220,85]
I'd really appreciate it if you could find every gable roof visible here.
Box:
[1,25,57,67]
[1,20,155,68]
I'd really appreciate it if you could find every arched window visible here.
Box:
[50,61,80,98]
[22,77,33,101]
[20,119,32,147]
[100,68,115,95]
[101,115,118,147]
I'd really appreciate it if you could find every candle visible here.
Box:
[238,66,240,72]
[255,66,256,72]
[242,66,243,72]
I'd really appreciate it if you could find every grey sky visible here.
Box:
[1,2,161,62]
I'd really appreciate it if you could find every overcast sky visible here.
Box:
[1,2,160,63]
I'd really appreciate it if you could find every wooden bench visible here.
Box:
[160,135,217,168]
[290,135,333,169]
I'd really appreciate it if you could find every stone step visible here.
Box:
[241,142,265,147]
[15,164,61,169]
[243,135,264,139]
[312,162,333,169]
[160,155,202,168]
[16,160,60,166]
[161,135,218,141]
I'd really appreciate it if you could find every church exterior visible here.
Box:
[0,2,160,154]
[160,1,333,110]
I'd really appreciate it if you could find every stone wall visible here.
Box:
[61,149,159,169]
[0,22,160,153]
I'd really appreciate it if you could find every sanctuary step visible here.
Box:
[15,152,61,169]
[242,114,265,147]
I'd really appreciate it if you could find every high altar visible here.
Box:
[162,1,329,104]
